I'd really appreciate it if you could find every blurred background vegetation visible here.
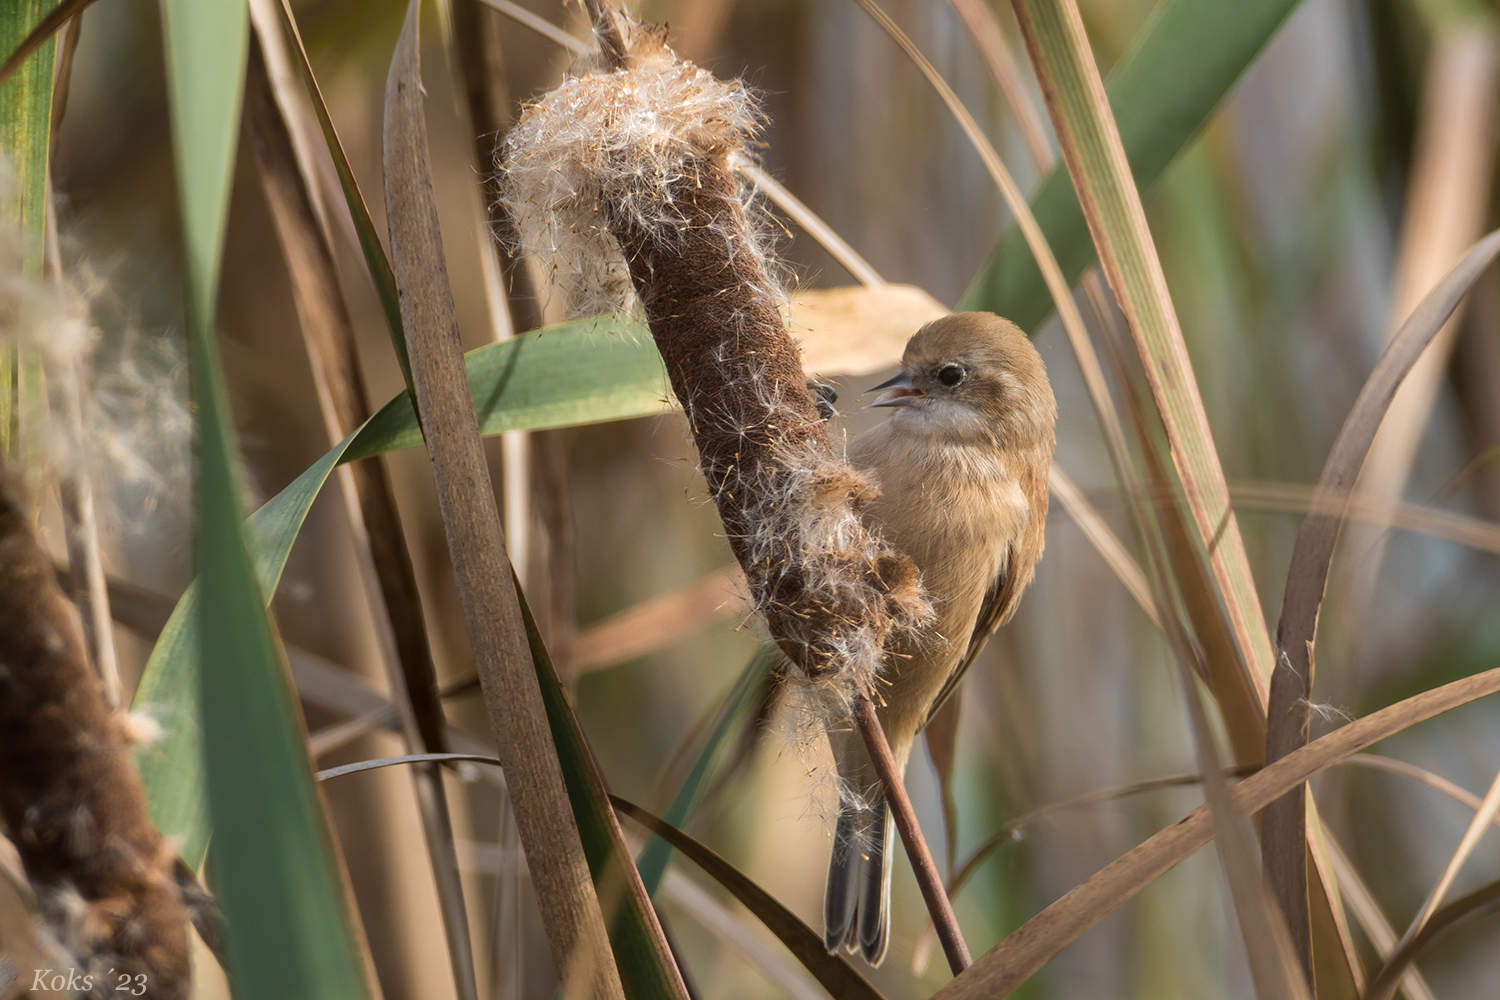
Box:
[16,0,1500,997]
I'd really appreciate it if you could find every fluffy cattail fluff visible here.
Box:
[0,467,190,998]
[502,12,932,700]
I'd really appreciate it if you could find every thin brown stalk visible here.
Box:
[47,13,79,144]
[853,693,971,973]
[1233,480,1500,557]
[243,33,481,1000]
[570,565,745,673]
[0,0,98,92]
[382,4,623,993]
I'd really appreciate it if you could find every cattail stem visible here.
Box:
[853,693,971,974]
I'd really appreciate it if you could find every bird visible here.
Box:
[823,311,1056,966]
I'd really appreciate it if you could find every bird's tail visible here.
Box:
[823,780,894,965]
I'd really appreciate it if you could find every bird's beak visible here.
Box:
[868,371,925,408]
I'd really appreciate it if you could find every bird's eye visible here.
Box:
[937,363,967,387]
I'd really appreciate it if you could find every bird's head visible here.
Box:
[867,312,1056,448]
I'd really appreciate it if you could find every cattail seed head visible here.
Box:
[502,15,932,702]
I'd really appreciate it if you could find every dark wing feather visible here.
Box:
[921,467,1049,729]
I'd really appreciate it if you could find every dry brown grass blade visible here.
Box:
[855,694,972,973]
[930,663,1500,999]
[1341,754,1497,822]
[1263,227,1500,968]
[244,35,481,1000]
[1338,21,1499,669]
[381,3,623,994]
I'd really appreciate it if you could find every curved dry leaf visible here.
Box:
[791,284,947,376]
[1263,227,1500,951]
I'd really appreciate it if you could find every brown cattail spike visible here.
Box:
[503,18,932,698]
[0,467,190,999]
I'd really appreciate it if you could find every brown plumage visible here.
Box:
[823,312,1056,965]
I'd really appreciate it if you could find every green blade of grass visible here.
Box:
[133,317,666,860]
[0,0,58,464]
[158,0,371,995]
[959,0,1304,332]
[0,0,57,277]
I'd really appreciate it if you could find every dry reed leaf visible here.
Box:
[1263,227,1500,962]
[789,284,946,377]
[930,663,1500,999]
[381,4,624,995]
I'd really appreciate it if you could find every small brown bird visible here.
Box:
[824,312,1056,965]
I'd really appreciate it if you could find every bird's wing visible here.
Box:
[921,466,1049,729]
